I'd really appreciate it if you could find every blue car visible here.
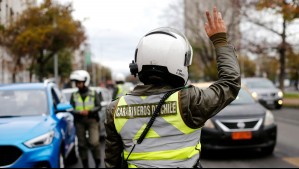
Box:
[0,81,78,168]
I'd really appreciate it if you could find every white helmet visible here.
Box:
[70,70,91,86]
[129,27,193,87]
[115,73,125,82]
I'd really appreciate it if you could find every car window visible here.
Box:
[244,79,275,89]
[51,88,62,108]
[53,86,66,103]
[0,89,48,116]
[231,88,256,105]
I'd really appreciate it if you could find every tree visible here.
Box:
[164,0,242,81]
[39,49,73,82]
[287,50,299,89]
[0,0,86,82]
[258,55,280,82]
[241,0,299,91]
[239,55,256,77]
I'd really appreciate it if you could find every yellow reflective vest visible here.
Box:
[73,90,96,111]
[116,84,130,99]
[114,91,202,168]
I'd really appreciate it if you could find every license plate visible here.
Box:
[266,101,273,105]
[232,132,252,140]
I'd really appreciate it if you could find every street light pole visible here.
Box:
[52,3,58,84]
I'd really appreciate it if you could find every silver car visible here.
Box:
[242,78,283,109]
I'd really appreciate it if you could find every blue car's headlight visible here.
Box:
[24,131,55,148]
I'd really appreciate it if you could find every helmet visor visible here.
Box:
[184,43,193,66]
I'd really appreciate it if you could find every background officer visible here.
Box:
[112,73,131,99]
[69,70,102,168]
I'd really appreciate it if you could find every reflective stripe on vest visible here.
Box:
[73,90,96,111]
[114,91,202,168]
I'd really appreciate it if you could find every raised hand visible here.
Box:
[204,7,227,37]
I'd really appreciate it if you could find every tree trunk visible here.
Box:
[38,50,45,82]
[12,73,16,83]
[295,70,299,91]
[279,19,287,92]
[38,62,45,82]
[12,57,21,83]
[29,58,36,82]
[29,71,32,82]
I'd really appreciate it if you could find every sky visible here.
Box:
[56,0,175,77]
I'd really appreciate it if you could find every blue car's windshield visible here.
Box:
[231,88,256,105]
[0,90,48,116]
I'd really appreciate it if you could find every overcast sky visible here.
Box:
[55,0,175,77]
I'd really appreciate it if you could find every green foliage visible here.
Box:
[253,0,299,90]
[203,59,218,81]
[189,43,217,81]
[287,50,299,81]
[35,49,73,79]
[257,55,279,82]
[239,56,256,77]
[188,56,203,81]
[257,0,299,21]
[284,92,299,99]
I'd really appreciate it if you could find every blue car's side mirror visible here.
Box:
[56,103,74,113]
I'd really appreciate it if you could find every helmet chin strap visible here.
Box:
[184,77,189,86]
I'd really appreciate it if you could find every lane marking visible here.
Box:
[283,157,299,167]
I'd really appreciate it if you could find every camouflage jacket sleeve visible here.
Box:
[180,45,241,128]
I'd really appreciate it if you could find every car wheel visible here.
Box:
[261,145,275,156]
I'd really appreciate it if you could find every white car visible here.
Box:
[242,78,283,109]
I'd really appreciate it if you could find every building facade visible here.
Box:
[0,0,36,83]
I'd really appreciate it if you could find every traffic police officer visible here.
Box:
[112,73,131,100]
[70,70,102,168]
[105,7,241,168]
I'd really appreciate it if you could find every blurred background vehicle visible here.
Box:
[62,86,112,139]
[242,77,284,109]
[62,88,78,102]
[193,82,277,157]
[0,82,77,168]
[90,87,112,139]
